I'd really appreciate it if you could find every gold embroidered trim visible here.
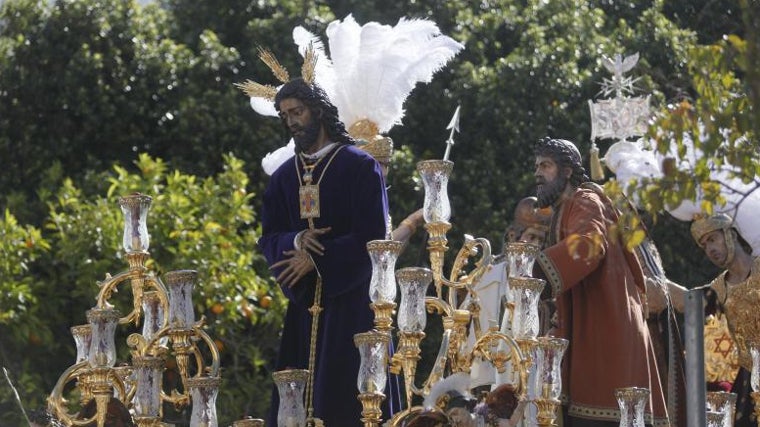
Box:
[537,251,562,297]
[567,403,671,426]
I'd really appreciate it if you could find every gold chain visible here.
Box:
[305,275,323,424]
[297,144,345,424]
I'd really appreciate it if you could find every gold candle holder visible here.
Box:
[370,301,396,333]
[358,392,386,427]
[535,396,561,427]
[398,330,425,408]
[423,221,453,298]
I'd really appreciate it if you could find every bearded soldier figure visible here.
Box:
[532,137,669,426]
[258,77,389,426]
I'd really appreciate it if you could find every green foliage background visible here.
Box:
[0,0,756,425]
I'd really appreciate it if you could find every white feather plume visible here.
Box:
[292,26,336,100]
[261,140,295,175]
[606,128,760,255]
[250,95,279,117]
[422,372,472,410]
[325,15,464,133]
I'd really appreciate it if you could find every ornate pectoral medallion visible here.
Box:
[299,184,320,219]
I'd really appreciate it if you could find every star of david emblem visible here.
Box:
[712,333,734,358]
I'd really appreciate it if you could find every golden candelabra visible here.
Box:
[45,193,250,427]
[351,159,568,427]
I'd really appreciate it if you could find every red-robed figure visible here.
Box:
[532,137,669,427]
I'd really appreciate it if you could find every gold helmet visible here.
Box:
[691,213,737,267]
[690,213,734,247]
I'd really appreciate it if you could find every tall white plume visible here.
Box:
[292,25,336,101]
[326,15,464,133]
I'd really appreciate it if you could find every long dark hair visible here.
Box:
[274,78,355,146]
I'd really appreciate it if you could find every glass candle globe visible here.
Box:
[86,307,120,368]
[510,277,545,339]
[532,337,568,400]
[367,240,404,304]
[615,387,649,427]
[417,160,453,223]
[505,242,541,278]
[133,355,164,418]
[71,324,92,364]
[118,193,152,253]
[187,376,221,427]
[354,330,390,394]
[164,270,197,329]
[396,267,433,333]
[272,369,310,427]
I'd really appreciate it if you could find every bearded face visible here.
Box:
[536,171,567,208]
[278,97,324,154]
[291,112,322,153]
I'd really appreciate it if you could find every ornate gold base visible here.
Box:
[358,392,386,427]
[534,397,561,427]
[125,251,150,271]
[370,301,396,333]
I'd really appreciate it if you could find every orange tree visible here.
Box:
[0,154,282,425]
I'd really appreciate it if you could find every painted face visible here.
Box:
[519,226,546,247]
[534,155,567,208]
[699,229,729,267]
[278,98,321,153]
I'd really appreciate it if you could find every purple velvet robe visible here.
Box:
[259,144,389,426]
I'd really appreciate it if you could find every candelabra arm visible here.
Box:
[425,230,492,308]
[448,310,472,373]
[534,397,561,427]
[388,406,427,427]
[192,324,222,377]
[425,296,453,318]
[420,329,451,395]
[48,361,92,426]
[95,269,142,308]
[162,389,191,408]
[463,297,484,341]
[472,331,530,396]
[448,234,479,282]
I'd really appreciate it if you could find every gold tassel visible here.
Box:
[590,142,605,181]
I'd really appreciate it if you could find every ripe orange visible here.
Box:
[259,295,273,309]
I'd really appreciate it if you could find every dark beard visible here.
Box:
[536,175,567,208]
[292,116,322,154]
